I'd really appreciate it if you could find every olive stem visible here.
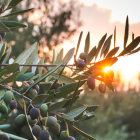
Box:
[0,84,31,102]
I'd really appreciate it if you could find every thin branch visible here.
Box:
[0,84,31,102]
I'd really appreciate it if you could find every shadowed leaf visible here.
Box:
[84,32,90,54]
[118,36,140,56]
[106,47,119,58]
[88,46,96,64]
[100,35,112,58]
[124,16,129,49]
[95,33,107,60]
[114,26,116,48]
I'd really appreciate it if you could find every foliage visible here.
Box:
[0,0,140,140]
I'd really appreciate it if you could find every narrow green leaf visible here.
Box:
[1,21,26,28]
[55,48,63,64]
[0,71,19,84]
[26,62,63,93]
[48,99,68,113]
[2,47,11,69]
[63,48,75,63]
[106,47,119,58]
[6,0,22,10]
[32,55,38,73]
[95,33,107,60]
[0,69,7,78]
[21,44,39,73]
[31,95,49,107]
[1,131,28,140]
[47,80,86,100]
[118,36,140,57]
[52,47,56,64]
[84,32,90,54]
[114,26,116,48]
[103,41,111,58]
[100,35,112,58]
[1,9,33,18]
[67,122,96,140]
[0,21,11,32]
[16,73,35,81]
[80,111,95,121]
[0,124,10,129]
[1,63,19,74]
[63,106,87,120]
[52,73,75,84]
[86,105,99,112]
[88,46,96,64]
[38,59,44,77]
[69,76,81,111]
[14,42,37,64]
[0,42,7,60]
[124,16,129,49]
[75,31,83,59]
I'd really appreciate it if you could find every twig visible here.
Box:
[0,84,31,102]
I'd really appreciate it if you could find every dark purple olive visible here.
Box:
[0,32,6,38]
[32,125,41,137]
[40,130,49,140]
[0,133,10,140]
[98,83,106,93]
[52,82,60,90]
[76,59,86,68]
[9,100,17,110]
[23,85,31,94]
[30,89,38,95]
[0,35,2,41]
[33,85,39,92]
[87,76,95,90]
[67,136,75,140]
[30,107,39,120]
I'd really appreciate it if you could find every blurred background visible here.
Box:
[1,0,140,140]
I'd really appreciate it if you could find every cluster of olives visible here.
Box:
[15,103,75,140]
[22,81,39,95]
[0,91,17,114]
[87,69,114,94]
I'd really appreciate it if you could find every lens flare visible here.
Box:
[104,67,110,73]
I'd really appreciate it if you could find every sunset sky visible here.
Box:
[56,0,140,88]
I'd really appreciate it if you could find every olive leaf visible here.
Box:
[124,16,129,49]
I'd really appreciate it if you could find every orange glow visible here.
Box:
[104,67,110,73]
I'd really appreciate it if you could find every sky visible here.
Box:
[56,0,140,88]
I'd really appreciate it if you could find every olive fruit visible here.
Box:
[52,82,60,90]
[60,131,69,140]
[30,89,37,95]
[67,136,75,140]
[47,116,57,127]
[30,107,39,120]
[40,104,48,115]
[76,59,86,68]
[23,85,31,94]
[9,100,17,110]
[79,52,87,60]
[0,104,8,114]
[33,85,39,92]
[87,76,95,90]
[0,33,6,38]
[42,117,48,126]
[32,125,41,137]
[27,115,37,125]
[15,114,26,125]
[0,133,10,140]
[40,130,50,140]
[3,91,13,104]
[50,123,61,135]
[98,83,106,93]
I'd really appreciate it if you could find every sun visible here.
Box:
[104,67,110,73]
